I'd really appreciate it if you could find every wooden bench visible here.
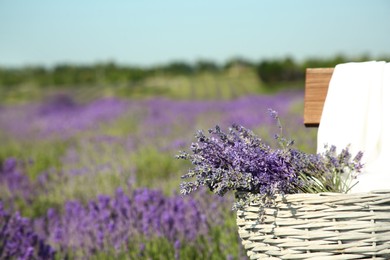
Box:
[304,68,334,127]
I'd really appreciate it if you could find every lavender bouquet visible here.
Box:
[177,109,364,210]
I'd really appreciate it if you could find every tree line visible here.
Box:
[0,55,387,87]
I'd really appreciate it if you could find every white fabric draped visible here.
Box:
[317,61,390,192]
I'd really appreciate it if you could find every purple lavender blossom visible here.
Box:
[178,123,300,197]
[0,90,307,149]
[34,187,209,256]
[37,97,129,137]
[178,114,364,203]
[0,202,55,259]
[0,157,34,202]
[0,95,130,139]
[142,91,301,134]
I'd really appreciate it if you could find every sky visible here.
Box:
[0,0,389,68]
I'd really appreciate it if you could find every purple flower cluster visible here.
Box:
[0,157,35,203]
[0,95,130,139]
[33,188,208,256]
[0,90,315,152]
[37,97,130,137]
[143,91,301,132]
[178,124,300,197]
[0,185,216,258]
[288,144,364,193]
[0,202,55,260]
[178,112,364,202]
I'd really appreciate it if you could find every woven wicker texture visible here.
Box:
[236,190,390,259]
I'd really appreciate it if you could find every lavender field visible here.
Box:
[0,89,317,259]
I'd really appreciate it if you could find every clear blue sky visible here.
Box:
[1,0,389,67]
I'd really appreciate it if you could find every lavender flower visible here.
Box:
[0,157,35,203]
[0,202,55,259]
[178,110,364,208]
[0,95,130,139]
[178,123,300,198]
[33,188,209,256]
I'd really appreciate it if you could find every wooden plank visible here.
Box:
[304,68,334,127]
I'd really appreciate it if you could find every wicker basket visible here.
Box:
[236,190,390,259]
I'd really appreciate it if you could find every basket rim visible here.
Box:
[236,189,390,197]
[235,189,390,206]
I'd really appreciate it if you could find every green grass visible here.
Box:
[0,136,69,180]
[0,69,265,104]
[131,146,190,194]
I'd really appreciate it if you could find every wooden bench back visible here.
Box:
[304,68,334,127]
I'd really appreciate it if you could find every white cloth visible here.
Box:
[317,61,390,193]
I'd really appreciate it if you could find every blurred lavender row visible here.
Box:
[0,202,55,260]
[1,159,232,259]
[0,90,303,140]
[32,187,213,258]
[0,94,130,138]
[0,154,235,259]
